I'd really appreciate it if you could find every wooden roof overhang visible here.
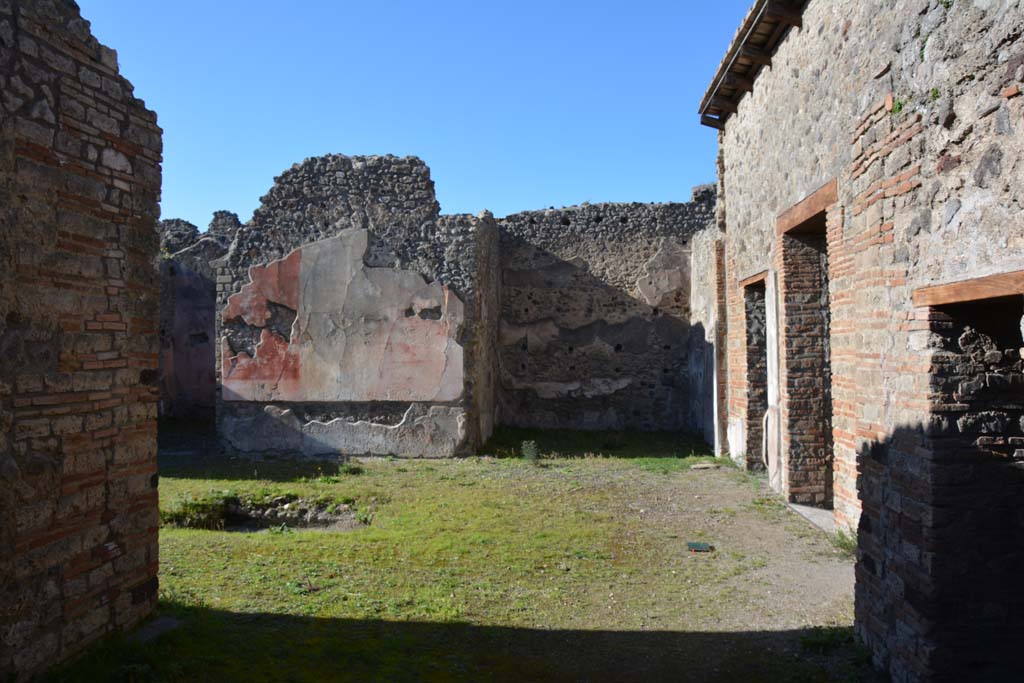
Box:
[698,1,809,130]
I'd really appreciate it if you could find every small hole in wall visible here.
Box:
[569,365,576,371]
[620,216,628,224]
[663,344,671,351]
[523,308,529,315]
[614,343,623,352]
[521,343,527,351]
[652,308,660,317]
[529,217,536,225]
[560,216,571,226]
[615,367,621,373]
[662,368,670,374]
[567,346,574,354]
[594,215,603,223]
[520,363,526,370]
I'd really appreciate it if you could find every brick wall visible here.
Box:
[779,231,833,506]
[707,1,1024,677]
[0,0,162,677]
[926,298,1023,676]
[857,297,1024,680]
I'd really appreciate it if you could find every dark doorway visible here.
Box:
[924,294,1024,677]
[780,215,834,507]
[744,280,768,471]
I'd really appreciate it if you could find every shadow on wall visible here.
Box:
[159,259,218,420]
[51,605,874,682]
[497,238,713,435]
[856,297,1024,680]
[855,423,1024,681]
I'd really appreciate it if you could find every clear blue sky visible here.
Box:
[77,0,746,228]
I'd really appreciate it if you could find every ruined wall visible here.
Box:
[712,0,1024,678]
[497,190,715,431]
[216,155,498,457]
[158,226,226,419]
[157,212,244,420]
[157,218,197,254]
[206,210,240,245]
[0,0,162,676]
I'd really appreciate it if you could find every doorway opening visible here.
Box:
[924,293,1024,676]
[744,280,768,471]
[780,211,834,507]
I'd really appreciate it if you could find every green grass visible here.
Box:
[48,430,868,682]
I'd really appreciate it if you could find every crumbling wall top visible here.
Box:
[159,218,200,254]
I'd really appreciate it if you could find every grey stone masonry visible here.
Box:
[214,154,498,458]
[496,192,716,431]
[0,0,162,677]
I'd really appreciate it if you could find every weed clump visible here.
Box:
[160,493,237,530]
[831,529,858,558]
[521,440,540,465]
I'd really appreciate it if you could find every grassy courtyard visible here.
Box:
[49,429,869,682]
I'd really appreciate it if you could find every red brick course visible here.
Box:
[0,1,162,677]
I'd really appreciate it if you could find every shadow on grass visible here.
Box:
[158,421,719,483]
[481,426,714,460]
[47,603,876,683]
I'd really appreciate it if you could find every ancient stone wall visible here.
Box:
[708,0,1024,678]
[206,210,240,245]
[210,158,716,452]
[496,190,715,431]
[157,220,227,420]
[0,0,162,676]
[157,218,197,254]
[215,155,498,457]
[919,298,1023,678]
[687,220,724,450]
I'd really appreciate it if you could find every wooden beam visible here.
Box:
[912,271,1024,307]
[741,45,772,66]
[724,75,755,92]
[740,270,769,288]
[776,179,838,235]
[765,2,803,28]
[700,114,726,130]
[710,97,738,114]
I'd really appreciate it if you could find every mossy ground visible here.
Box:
[48,428,875,682]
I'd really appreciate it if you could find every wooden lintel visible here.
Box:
[724,75,754,92]
[741,45,772,66]
[740,270,769,288]
[776,179,838,235]
[912,271,1024,307]
[700,114,726,130]
[766,2,803,28]
[710,97,738,114]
